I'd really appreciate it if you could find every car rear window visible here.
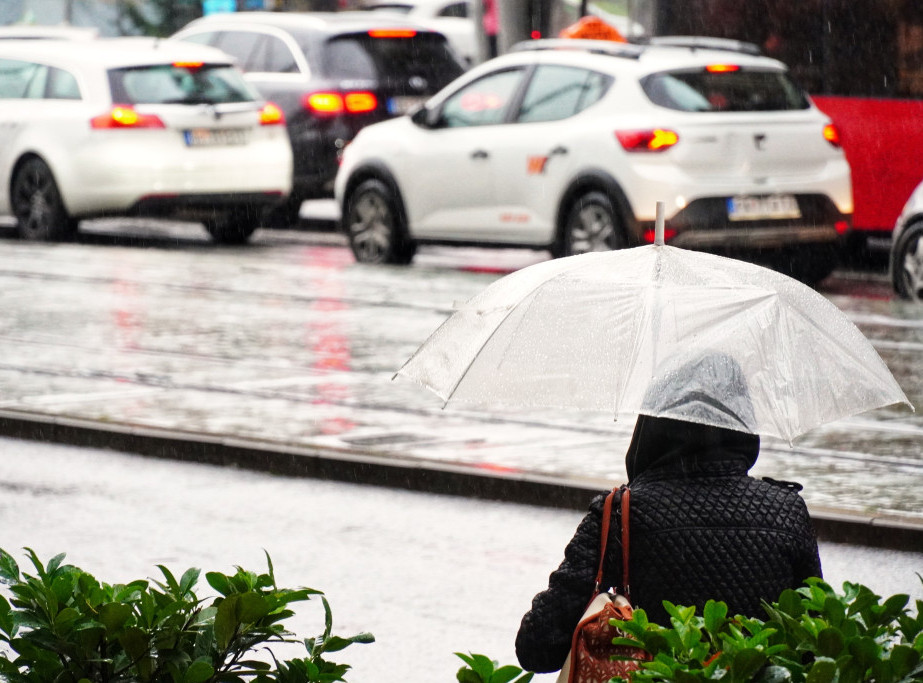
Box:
[641,69,810,112]
[107,63,258,105]
[318,33,464,85]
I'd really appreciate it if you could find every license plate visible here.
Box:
[387,96,426,115]
[727,194,801,221]
[183,128,249,147]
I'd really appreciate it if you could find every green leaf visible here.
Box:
[890,644,921,678]
[806,657,837,683]
[489,664,527,683]
[456,668,483,683]
[184,659,215,683]
[704,600,728,635]
[206,572,233,597]
[816,627,844,658]
[215,594,240,650]
[778,590,804,618]
[237,593,270,623]
[0,550,19,584]
[731,648,767,681]
[848,636,881,669]
[99,602,133,633]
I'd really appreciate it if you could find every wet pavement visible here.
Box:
[0,220,921,538]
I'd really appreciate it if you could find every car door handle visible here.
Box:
[549,145,568,156]
[471,149,489,159]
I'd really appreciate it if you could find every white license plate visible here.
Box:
[387,96,426,115]
[727,195,801,221]
[184,128,249,147]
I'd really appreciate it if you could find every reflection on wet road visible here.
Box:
[0,220,920,520]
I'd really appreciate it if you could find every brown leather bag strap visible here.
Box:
[620,486,631,603]
[593,487,618,592]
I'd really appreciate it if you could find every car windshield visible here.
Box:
[107,63,257,105]
[318,33,464,83]
[641,69,810,112]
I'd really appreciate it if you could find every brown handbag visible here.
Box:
[556,486,647,683]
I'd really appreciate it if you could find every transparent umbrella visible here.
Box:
[395,208,912,443]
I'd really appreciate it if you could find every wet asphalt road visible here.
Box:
[0,215,920,524]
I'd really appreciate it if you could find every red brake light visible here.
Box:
[260,102,285,125]
[344,91,377,113]
[530,30,542,39]
[173,61,204,69]
[705,64,740,73]
[90,105,165,129]
[643,227,677,243]
[823,123,841,147]
[368,29,417,38]
[305,92,344,114]
[615,129,679,152]
[304,91,377,115]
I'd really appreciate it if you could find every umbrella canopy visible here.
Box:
[395,243,912,443]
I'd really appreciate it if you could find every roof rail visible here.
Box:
[510,38,644,59]
[630,35,761,56]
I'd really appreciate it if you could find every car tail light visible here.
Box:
[344,92,377,113]
[172,60,204,70]
[615,129,679,152]
[304,91,378,115]
[643,227,677,243]
[90,105,165,129]
[705,63,740,73]
[823,123,841,147]
[368,29,417,38]
[259,102,285,125]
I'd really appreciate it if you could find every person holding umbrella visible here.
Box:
[514,351,823,675]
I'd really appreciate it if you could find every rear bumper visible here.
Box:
[645,195,851,250]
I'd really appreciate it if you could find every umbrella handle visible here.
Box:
[655,201,665,246]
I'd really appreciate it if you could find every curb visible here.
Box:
[1,410,921,553]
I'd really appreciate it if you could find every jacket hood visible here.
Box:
[626,351,760,481]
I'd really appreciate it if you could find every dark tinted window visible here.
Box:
[516,65,611,123]
[440,68,524,127]
[319,33,464,86]
[108,64,257,105]
[641,69,809,111]
[439,2,469,18]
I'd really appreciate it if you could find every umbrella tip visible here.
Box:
[655,201,665,246]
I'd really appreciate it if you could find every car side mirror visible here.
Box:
[411,105,441,129]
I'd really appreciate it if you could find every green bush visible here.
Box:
[611,577,923,682]
[0,548,373,683]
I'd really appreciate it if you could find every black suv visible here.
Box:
[172,12,466,226]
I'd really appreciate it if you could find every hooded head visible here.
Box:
[625,351,760,482]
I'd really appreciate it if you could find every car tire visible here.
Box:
[344,179,416,265]
[204,209,258,245]
[11,158,78,241]
[891,220,923,300]
[777,244,839,286]
[555,191,624,258]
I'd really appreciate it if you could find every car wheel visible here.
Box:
[556,191,624,258]
[344,179,415,265]
[777,244,839,286]
[892,220,923,300]
[204,209,257,245]
[11,158,78,241]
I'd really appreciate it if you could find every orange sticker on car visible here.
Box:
[527,156,548,174]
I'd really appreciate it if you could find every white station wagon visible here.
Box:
[0,37,293,243]
[335,37,853,283]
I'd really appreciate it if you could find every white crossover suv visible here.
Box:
[0,37,292,243]
[335,37,853,283]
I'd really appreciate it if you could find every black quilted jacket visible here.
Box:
[515,414,822,674]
